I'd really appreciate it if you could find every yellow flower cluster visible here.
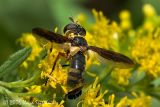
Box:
[131,4,160,78]
[142,4,159,32]
[116,92,151,107]
[18,33,42,68]
[77,9,132,85]
[82,77,114,107]
[111,68,131,86]
[119,10,132,30]
[17,4,159,107]
[38,100,64,107]
[18,30,68,98]
[26,85,42,94]
[18,33,42,61]
[86,9,119,51]
[143,4,156,17]
[132,33,160,78]
[38,42,68,93]
[23,85,42,102]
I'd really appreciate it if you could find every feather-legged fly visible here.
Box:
[32,17,135,99]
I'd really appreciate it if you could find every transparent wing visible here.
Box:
[88,46,135,68]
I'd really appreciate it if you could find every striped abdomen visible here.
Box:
[67,36,87,99]
[67,51,85,87]
[67,51,86,99]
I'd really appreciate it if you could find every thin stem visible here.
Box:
[0,71,40,88]
[0,86,38,107]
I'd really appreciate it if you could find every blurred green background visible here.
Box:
[0,0,160,65]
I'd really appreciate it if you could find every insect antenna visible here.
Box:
[69,17,75,23]
[69,17,79,24]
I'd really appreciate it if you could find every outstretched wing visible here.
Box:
[32,27,71,44]
[88,46,135,68]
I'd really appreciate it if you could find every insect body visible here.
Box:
[32,17,135,99]
[67,37,88,99]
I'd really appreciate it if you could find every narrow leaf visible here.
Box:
[151,77,160,87]
[129,71,146,85]
[0,47,32,76]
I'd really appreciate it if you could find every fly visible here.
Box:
[32,17,135,99]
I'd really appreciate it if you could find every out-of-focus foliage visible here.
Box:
[1,0,160,107]
[1,0,160,65]
[0,0,92,65]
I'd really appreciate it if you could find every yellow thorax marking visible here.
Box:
[70,46,81,56]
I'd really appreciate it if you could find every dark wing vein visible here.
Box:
[32,27,71,44]
[88,46,135,67]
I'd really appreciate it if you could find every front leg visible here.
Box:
[45,52,66,85]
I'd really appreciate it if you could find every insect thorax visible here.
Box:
[71,36,88,47]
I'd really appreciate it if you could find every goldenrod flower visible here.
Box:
[82,77,114,107]
[38,100,64,107]
[23,85,42,103]
[116,92,151,107]
[143,4,156,17]
[143,19,155,32]
[38,42,68,92]
[18,33,42,68]
[18,33,42,61]
[131,31,160,78]
[26,85,42,93]
[142,4,160,32]
[90,9,119,50]
[116,96,129,107]
[119,10,132,30]
[83,9,121,70]
[111,68,131,86]
[11,4,160,107]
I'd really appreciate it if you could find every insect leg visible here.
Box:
[61,64,70,67]
[45,52,66,85]
[49,43,53,53]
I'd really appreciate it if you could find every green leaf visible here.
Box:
[0,70,40,88]
[151,97,160,107]
[151,77,160,87]
[0,47,32,77]
[129,71,146,85]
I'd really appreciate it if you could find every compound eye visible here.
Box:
[78,27,86,36]
[63,24,77,33]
